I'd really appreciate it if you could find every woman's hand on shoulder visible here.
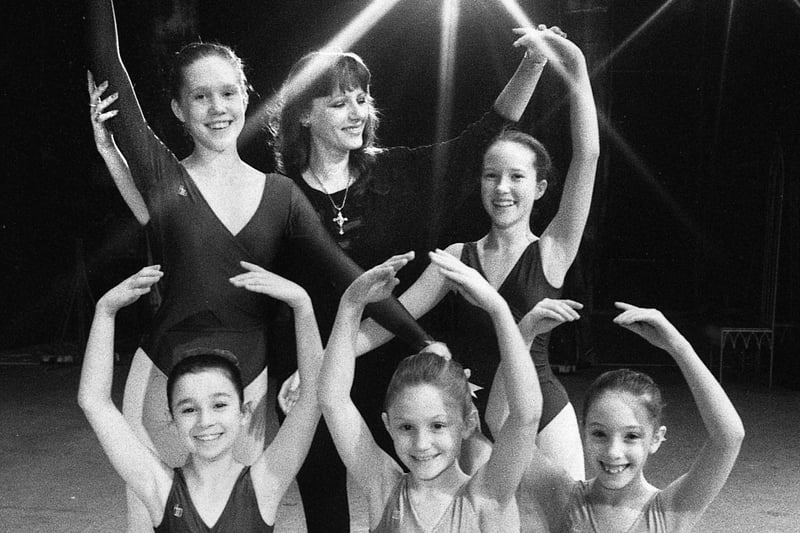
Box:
[230,261,311,309]
[342,252,414,306]
[96,265,162,317]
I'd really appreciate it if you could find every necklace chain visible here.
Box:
[308,166,353,235]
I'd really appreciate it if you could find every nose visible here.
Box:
[607,435,625,459]
[208,94,225,113]
[197,407,214,427]
[347,99,366,121]
[495,174,512,193]
[413,429,431,451]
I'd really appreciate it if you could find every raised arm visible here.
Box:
[492,25,563,121]
[229,262,323,522]
[87,71,150,225]
[613,303,745,528]
[87,0,171,193]
[428,250,539,506]
[317,255,413,522]
[354,243,463,355]
[537,33,600,286]
[77,266,170,525]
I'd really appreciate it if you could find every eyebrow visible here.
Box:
[174,392,233,407]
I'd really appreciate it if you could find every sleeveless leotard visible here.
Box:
[372,474,480,533]
[154,466,273,532]
[558,481,668,533]
[443,240,570,434]
[88,0,428,385]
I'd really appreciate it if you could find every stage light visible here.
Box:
[434,0,460,144]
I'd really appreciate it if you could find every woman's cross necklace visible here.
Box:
[308,167,353,235]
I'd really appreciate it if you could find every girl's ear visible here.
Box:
[171,99,185,123]
[381,412,392,436]
[535,179,548,200]
[240,401,253,426]
[462,407,479,439]
[300,109,311,128]
[649,425,667,454]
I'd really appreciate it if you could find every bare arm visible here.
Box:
[318,257,413,524]
[231,262,324,522]
[88,71,150,225]
[613,303,745,528]
[77,266,169,524]
[355,244,462,355]
[537,35,600,287]
[427,250,539,506]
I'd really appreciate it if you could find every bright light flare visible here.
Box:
[434,0,460,143]
[241,0,402,144]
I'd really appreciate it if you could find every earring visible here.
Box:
[301,120,310,128]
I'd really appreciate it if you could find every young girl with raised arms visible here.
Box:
[78,263,323,531]
[318,250,577,532]
[526,302,745,532]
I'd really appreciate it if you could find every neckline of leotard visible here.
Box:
[178,165,269,239]
[172,465,250,531]
[464,240,539,293]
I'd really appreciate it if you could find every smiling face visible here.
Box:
[583,391,665,491]
[480,140,547,230]
[170,55,247,154]
[304,86,370,157]
[382,384,472,482]
[170,369,248,462]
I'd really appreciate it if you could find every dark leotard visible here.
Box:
[154,467,274,532]
[442,240,570,435]
[88,0,428,385]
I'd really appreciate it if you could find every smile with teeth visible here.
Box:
[412,454,438,462]
[195,433,223,442]
[601,462,628,474]
[208,120,233,130]
[493,200,515,207]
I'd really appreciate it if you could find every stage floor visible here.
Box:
[1,363,798,532]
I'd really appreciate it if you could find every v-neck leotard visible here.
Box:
[441,240,570,434]
[557,481,668,533]
[88,0,429,385]
[154,467,274,532]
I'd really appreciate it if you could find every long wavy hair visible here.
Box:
[268,51,383,195]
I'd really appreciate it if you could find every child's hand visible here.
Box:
[342,252,414,306]
[278,371,301,415]
[230,261,310,309]
[613,302,686,353]
[521,298,583,337]
[87,70,119,153]
[429,249,505,315]
[97,265,162,316]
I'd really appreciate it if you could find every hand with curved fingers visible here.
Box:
[429,249,506,315]
[230,261,310,309]
[87,70,119,153]
[341,252,414,307]
[613,302,687,353]
[97,265,163,316]
[513,25,585,76]
[520,298,583,338]
[278,371,301,415]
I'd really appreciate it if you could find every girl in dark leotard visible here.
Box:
[87,1,429,530]
[356,29,599,493]
[268,29,551,531]
[79,265,324,532]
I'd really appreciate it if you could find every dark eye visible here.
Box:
[512,173,525,180]
[432,422,446,430]
[214,402,229,409]
[400,424,413,432]
[625,433,642,441]
[181,407,196,414]
[591,430,606,438]
[482,172,499,180]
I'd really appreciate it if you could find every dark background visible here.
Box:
[3,0,799,384]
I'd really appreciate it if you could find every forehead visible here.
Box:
[172,369,237,402]
[585,391,654,430]
[387,384,457,421]
[483,140,536,169]
[180,55,241,90]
